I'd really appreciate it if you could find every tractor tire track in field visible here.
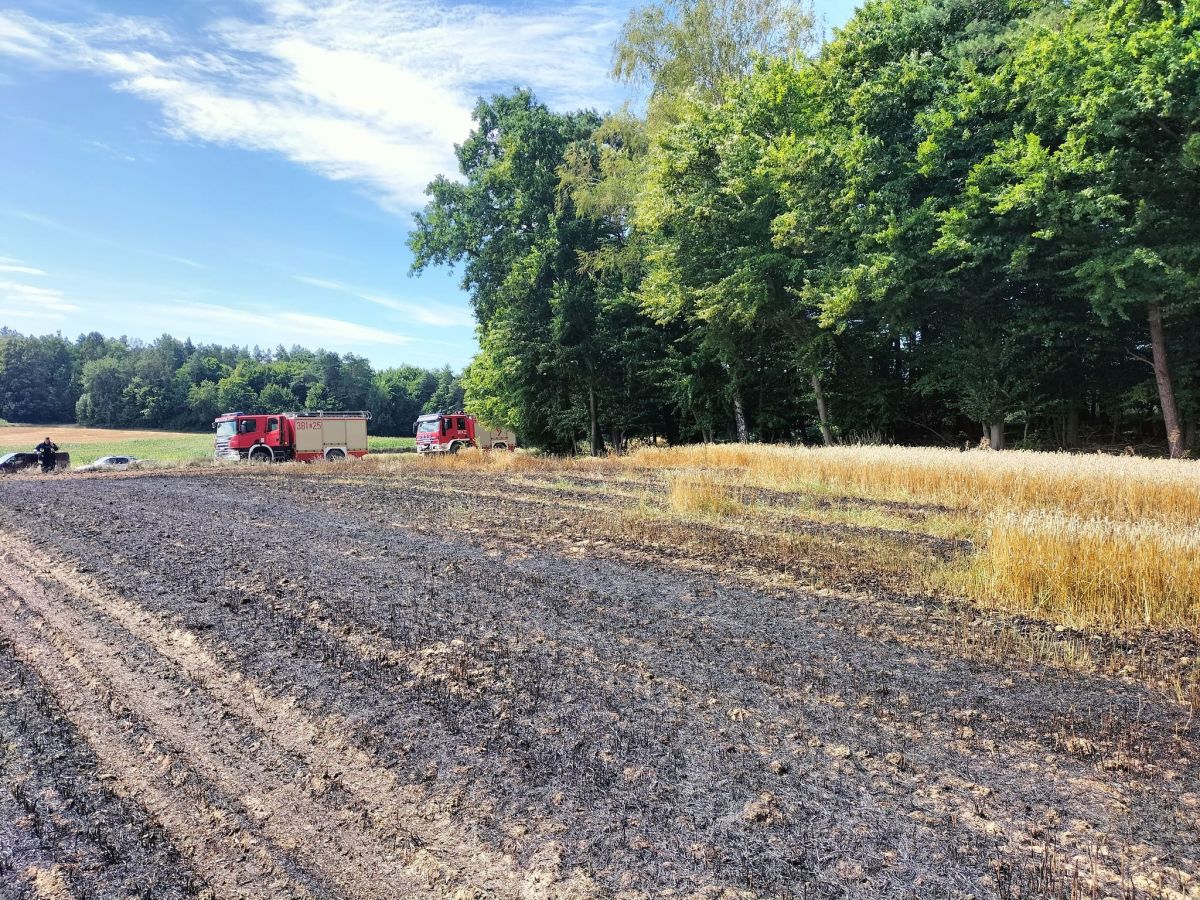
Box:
[1,470,1198,899]
[0,559,313,900]
[0,542,541,900]
[0,634,205,900]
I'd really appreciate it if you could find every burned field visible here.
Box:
[0,464,1197,899]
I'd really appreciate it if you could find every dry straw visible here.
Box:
[629,444,1200,631]
[666,473,746,518]
[965,512,1200,631]
[358,442,1199,631]
[627,444,1200,526]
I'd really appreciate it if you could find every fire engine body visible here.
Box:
[414,412,516,454]
[214,410,371,462]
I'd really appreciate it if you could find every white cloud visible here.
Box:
[0,11,51,60]
[0,278,81,319]
[295,274,475,328]
[293,275,345,292]
[4,209,61,229]
[84,138,138,162]
[0,257,47,276]
[0,2,625,210]
[3,209,204,270]
[162,299,413,346]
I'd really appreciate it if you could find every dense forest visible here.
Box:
[412,0,1199,456]
[0,328,463,437]
[2,0,1197,455]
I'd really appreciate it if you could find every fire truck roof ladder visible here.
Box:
[288,410,372,419]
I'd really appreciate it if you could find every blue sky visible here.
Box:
[0,0,857,369]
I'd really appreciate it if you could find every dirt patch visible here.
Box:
[0,468,1197,899]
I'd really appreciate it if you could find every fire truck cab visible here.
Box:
[414,412,515,454]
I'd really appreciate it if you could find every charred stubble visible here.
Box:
[0,469,1196,899]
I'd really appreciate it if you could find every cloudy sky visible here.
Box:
[0,0,856,368]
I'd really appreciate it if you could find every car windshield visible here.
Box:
[215,421,237,437]
[417,420,438,434]
[0,453,16,465]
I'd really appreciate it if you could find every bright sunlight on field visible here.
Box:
[373,443,1200,632]
[642,446,1200,631]
[0,426,415,467]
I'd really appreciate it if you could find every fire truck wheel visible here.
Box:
[449,442,461,454]
[248,447,273,463]
[325,448,346,461]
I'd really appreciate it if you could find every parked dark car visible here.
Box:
[0,451,69,473]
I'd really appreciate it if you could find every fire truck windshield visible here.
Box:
[416,420,438,434]
[215,421,237,437]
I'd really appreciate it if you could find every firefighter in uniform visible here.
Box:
[34,436,59,472]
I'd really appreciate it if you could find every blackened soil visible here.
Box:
[0,468,1196,899]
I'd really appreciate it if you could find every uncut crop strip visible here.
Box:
[960,512,1200,631]
[623,444,1200,526]
[367,442,1200,527]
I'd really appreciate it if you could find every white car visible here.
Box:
[76,455,143,472]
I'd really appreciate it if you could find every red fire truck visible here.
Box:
[414,412,516,454]
[214,410,371,462]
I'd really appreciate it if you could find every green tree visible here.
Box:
[187,381,221,427]
[259,383,299,412]
[370,365,438,435]
[0,332,76,422]
[76,356,133,426]
[410,90,612,452]
[614,0,816,115]
[768,0,1054,447]
[937,0,1200,456]
[638,59,841,442]
[422,365,465,415]
[216,375,257,415]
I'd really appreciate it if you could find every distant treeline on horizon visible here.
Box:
[0,328,463,438]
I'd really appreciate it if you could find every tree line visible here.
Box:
[0,329,463,437]
[411,0,1199,456]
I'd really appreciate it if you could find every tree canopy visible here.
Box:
[409,0,1199,456]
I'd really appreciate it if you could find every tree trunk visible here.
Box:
[1147,300,1184,459]
[989,423,1005,451]
[1184,417,1196,455]
[811,374,834,447]
[1065,405,1080,448]
[732,387,748,444]
[587,384,601,457]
